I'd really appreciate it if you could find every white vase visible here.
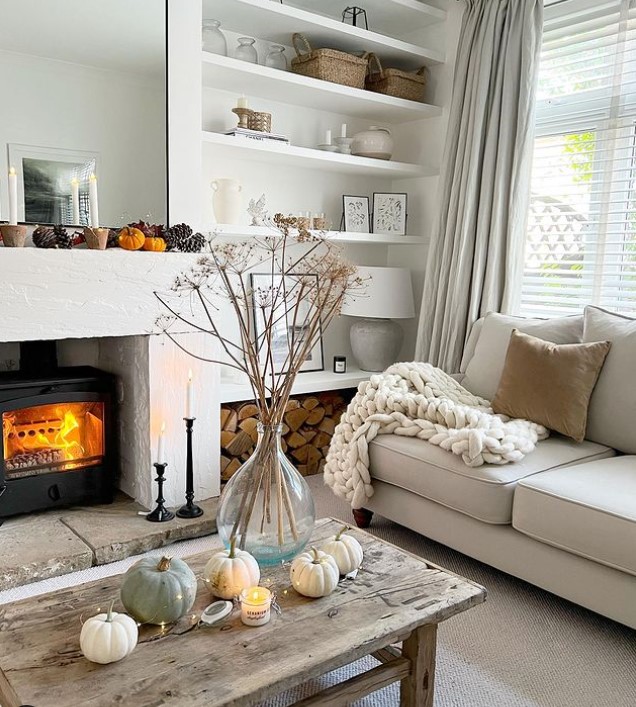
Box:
[351,126,394,161]
[212,179,242,225]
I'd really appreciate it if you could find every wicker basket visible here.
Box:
[365,53,427,103]
[248,111,272,132]
[291,33,368,89]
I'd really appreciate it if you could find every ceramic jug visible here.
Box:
[212,178,242,225]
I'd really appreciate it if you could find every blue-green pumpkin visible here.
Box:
[120,556,197,625]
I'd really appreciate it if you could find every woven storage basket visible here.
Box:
[291,33,368,89]
[365,53,427,102]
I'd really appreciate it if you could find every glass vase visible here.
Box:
[217,423,316,565]
[202,20,227,55]
[235,37,258,64]
[265,44,287,70]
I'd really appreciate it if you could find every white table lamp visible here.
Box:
[342,266,415,371]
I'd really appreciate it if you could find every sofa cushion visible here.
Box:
[583,305,636,454]
[513,456,636,576]
[491,330,611,442]
[462,312,584,400]
[368,434,613,524]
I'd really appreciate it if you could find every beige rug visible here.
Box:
[1,475,634,706]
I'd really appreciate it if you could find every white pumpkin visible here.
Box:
[80,604,138,665]
[204,536,260,599]
[290,547,340,598]
[321,526,364,575]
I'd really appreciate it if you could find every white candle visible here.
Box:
[186,369,194,418]
[8,167,18,225]
[240,587,272,626]
[71,178,80,225]
[88,173,99,227]
[237,95,249,109]
[340,123,347,138]
[157,422,166,464]
[325,129,332,145]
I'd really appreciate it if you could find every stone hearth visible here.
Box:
[0,494,218,591]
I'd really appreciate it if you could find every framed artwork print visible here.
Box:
[372,192,408,236]
[342,195,370,233]
[250,273,324,375]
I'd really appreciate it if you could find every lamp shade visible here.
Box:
[342,266,414,319]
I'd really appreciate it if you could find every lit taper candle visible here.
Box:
[186,369,194,418]
[88,173,99,227]
[8,167,18,225]
[157,422,166,464]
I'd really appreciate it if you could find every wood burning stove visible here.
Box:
[0,364,116,518]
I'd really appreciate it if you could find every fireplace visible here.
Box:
[0,364,116,518]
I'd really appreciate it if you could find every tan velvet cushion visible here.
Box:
[491,329,611,442]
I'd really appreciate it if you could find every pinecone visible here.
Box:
[52,224,73,249]
[107,229,120,248]
[32,226,57,249]
[165,223,205,253]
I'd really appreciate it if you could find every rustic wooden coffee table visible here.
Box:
[0,518,485,706]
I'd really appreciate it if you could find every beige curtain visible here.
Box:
[415,0,543,371]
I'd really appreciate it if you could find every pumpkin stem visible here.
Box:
[335,525,349,541]
[311,547,321,563]
[229,535,237,559]
[106,599,115,622]
[157,556,172,572]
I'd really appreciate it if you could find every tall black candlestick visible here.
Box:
[176,417,203,518]
[146,463,174,522]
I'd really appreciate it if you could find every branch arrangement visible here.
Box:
[156,214,362,549]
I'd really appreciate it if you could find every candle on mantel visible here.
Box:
[325,129,332,145]
[8,167,18,225]
[157,422,166,464]
[186,369,194,418]
[237,94,249,109]
[88,173,99,227]
[240,587,272,627]
[71,178,80,225]
[340,123,347,138]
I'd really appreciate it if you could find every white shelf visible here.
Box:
[202,53,441,124]
[204,0,445,69]
[288,0,446,37]
[220,367,368,403]
[213,224,426,245]
[202,131,436,179]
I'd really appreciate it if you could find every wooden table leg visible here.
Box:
[400,623,437,707]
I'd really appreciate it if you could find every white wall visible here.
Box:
[0,50,166,226]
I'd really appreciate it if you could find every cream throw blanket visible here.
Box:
[324,362,548,509]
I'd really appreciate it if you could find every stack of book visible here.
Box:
[225,127,290,145]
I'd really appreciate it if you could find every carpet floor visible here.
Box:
[1,475,634,706]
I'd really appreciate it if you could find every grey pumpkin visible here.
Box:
[120,556,197,625]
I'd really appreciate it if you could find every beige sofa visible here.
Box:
[358,307,636,629]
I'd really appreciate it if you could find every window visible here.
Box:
[520,0,636,316]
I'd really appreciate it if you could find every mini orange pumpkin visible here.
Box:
[118,226,145,251]
[143,236,167,252]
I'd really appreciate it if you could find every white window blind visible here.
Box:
[520,0,636,316]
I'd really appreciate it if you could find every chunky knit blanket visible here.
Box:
[324,362,549,509]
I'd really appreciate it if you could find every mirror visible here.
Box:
[0,0,167,228]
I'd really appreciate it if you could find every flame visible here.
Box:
[3,402,104,469]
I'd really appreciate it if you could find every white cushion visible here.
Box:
[583,306,636,454]
[462,312,584,400]
[368,434,613,524]
[513,456,636,576]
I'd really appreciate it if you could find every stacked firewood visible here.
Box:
[220,391,352,481]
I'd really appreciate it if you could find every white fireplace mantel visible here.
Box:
[0,249,200,342]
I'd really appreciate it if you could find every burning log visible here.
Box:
[5,449,65,471]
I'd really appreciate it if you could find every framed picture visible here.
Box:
[8,144,99,226]
[372,192,408,236]
[250,273,324,374]
[342,195,370,233]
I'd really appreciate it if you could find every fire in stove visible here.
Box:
[2,402,105,477]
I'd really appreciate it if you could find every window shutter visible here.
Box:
[520,0,636,317]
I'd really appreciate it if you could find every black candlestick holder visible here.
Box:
[176,417,204,518]
[146,463,175,522]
